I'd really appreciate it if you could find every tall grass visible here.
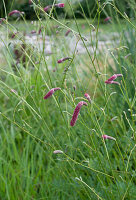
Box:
[0,0,136,199]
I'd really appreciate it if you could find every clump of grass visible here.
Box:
[0,0,136,199]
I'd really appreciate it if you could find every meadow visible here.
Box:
[0,1,136,199]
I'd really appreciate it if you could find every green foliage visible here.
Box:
[0,0,136,199]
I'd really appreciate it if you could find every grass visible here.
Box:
[0,1,136,199]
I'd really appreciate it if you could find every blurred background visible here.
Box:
[0,0,135,20]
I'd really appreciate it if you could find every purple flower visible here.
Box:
[11,32,18,39]
[57,57,72,64]
[107,74,123,81]
[9,10,24,17]
[65,29,71,36]
[53,150,63,154]
[105,74,122,85]
[70,101,88,127]
[55,3,64,8]
[44,87,61,99]
[38,28,41,34]
[102,135,116,141]
[44,6,51,12]
[84,93,91,103]
[105,80,120,85]
[44,3,64,12]
[104,16,111,22]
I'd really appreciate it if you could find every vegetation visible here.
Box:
[0,0,136,199]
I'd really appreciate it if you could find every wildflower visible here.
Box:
[11,32,18,39]
[105,74,122,85]
[107,74,123,81]
[104,16,111,22]
[102,135,116,141]
[9,10,24,17]
[38,28,41,34]
[44,6,51,12]
[84,93,91,103]
[44,87,61,99]
[65,29,71,36]
[105,80,120,85]
[55,3,64,8]
[53,150,63,154]
[70,101,88,127]
[57,57,72,64]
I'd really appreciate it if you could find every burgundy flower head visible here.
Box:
[55,3,64,8]
[38,28,41,34]
[84,93,91,103]
[65,29,71,36]
[102,135,116,141]
[107,74,122,81]
[105,74,122,85]
[57,57,72,64]
[70,101,88,127]
[44,87,61,99]
[104,16,111,22]
[44,6,51,12]
[11,32,18,39]
[105,80,120,85]
[9,10,24,16]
